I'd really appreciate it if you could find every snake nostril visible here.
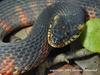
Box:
[53,37,59,43]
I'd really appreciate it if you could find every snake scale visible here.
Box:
[0,0,99,75]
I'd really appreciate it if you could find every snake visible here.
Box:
[0,0,99,75]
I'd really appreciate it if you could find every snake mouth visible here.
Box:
[48,31,81,48]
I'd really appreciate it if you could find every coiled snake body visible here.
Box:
[0,0,99,74]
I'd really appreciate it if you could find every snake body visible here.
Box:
[0,0,99,74]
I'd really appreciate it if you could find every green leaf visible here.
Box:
[80,18,100,53]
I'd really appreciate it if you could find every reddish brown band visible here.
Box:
[0,19,13,33]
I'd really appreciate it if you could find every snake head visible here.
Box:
[48,14,85,48]
[48,15,69,48]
